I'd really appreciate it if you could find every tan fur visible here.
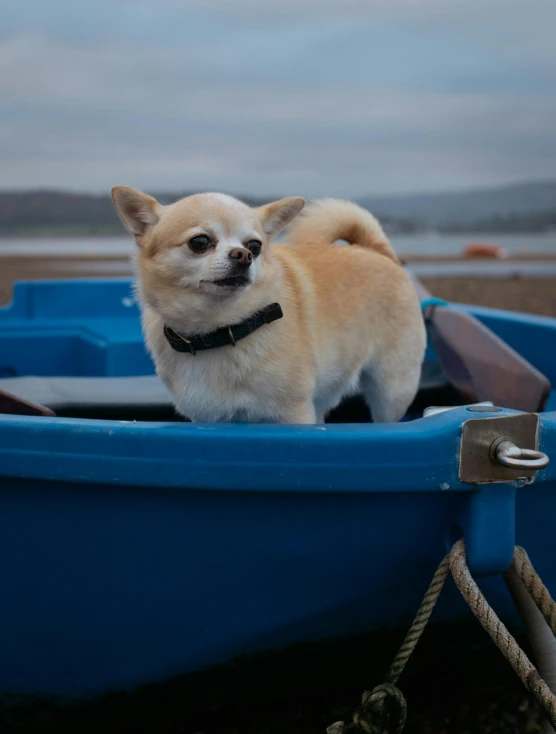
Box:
[287,198,399,263]
[112,187,426,424]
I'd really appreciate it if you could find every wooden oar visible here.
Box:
[413,278,551,413]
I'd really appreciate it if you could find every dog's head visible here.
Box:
[112,187,304,323]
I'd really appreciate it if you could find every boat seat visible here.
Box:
[0,375,173,411]
[0,362,448,414]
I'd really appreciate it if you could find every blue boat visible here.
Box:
[0,278,555,699]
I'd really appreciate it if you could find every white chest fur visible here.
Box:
[142,306,288,423]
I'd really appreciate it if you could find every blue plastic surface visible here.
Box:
[0,279,556,698]
[0,280,150,377]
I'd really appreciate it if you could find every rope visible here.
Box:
[450,543,556,727]
[384,555,450,685]
[327,540,556,734]
[511,546,556,635]
[348,553,450,734]
[354,684,406,734]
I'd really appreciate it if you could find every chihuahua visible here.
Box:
[111,188,426,423]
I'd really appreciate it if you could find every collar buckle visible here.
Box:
[165,326,197,356]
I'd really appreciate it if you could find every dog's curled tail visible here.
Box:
[287,198,399,263]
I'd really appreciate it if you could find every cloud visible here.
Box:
[0,0,555,195]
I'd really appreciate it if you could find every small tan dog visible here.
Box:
[111,187,426,423]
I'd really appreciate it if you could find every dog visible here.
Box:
[111,187,426,423]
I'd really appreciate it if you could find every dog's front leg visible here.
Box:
[279,402,317,425]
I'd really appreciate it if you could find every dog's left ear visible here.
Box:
[257,197,305,239]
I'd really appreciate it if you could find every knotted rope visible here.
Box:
[327,539,556,733]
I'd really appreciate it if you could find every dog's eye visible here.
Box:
[246,240,262,257]
[188,235,211,253]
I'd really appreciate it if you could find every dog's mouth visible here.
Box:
[211,275,250,288]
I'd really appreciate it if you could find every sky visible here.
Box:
[1,0,555,198]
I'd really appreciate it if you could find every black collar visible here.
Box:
[163,302,283,356]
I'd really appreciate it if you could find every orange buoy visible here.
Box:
[462,242,509,259]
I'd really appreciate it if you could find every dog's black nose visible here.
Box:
[229,247,253,268]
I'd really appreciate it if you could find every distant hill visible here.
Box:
[0,181,555,236]
[0,190,272,237]
[0,191,124,236]
[360,181,556,228]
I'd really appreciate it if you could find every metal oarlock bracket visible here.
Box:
[459,412,548,484]
[456,411,550,576]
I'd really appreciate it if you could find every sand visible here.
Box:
[421,277,556,317]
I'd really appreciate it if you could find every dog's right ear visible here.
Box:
[111,186,161,239]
